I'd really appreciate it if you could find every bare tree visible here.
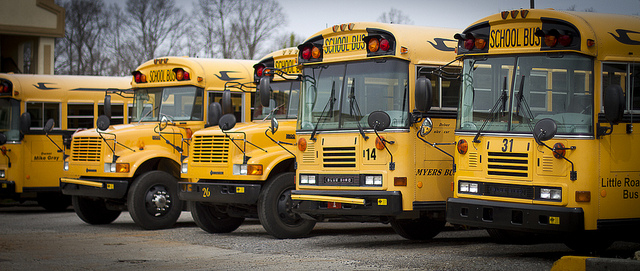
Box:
[267,32,305,54]
[55,0,110,75]
[232,0,287,59]
[124,0,186,64]
[377,8,414,25]
[195,0,237,58]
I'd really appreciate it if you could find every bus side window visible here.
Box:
[26,102,60,129]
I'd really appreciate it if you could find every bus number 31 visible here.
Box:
[502,138,513,152]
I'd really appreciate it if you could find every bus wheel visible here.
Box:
[189,201,245,233]
[128,170,183,230]
[564,232,614,253]
[72,196,121,224]
[37,192,71,212]
[390,217,445,240]
[258,172,316,239]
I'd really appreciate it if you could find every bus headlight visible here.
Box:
[233,164,263,175]
[365,175,382,186]
[299,174,316,185]
[459,181,479,194]
[104,163,116,173]
[63,162,69,171]
[540,188,562,201]
[0,170,4,178]
[104,163,130,173]
[181,163,188,174]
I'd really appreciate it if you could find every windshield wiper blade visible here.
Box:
[473,76,509,143]
[310,81,336,141]
[348,78,368,140]
[514,75,534,131]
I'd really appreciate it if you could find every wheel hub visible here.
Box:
[145,186,171,216]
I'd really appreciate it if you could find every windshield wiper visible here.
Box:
[514,75,534,131]
[348,78,368,140]
[310,80,336,141]
[473,76,509,143]
[262,103,286,121]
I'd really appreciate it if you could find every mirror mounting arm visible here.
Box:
[596,122,614,139]
[373,127,395,171]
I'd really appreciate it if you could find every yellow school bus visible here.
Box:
[447,9,640,251]
[0,74,131,211]
[289,22,461,239]
[59,57,254,229]
[179,48,314,238]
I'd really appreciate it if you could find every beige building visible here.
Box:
[0,0,64,74]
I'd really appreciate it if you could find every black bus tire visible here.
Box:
[257,172,316,239]
[127,170,183,230]
[189,201,245,233]
[72,195,121,224]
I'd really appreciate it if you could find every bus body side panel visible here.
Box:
[22,134,66,192]
[598,122,640,228]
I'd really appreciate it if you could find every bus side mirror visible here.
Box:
[221,89,232,115]
[218,114,236,131]
[207,102,222,127]
[603,85,624,124]
[415,76,432,113]
[19,112,31,136]
[259,77,271,107]
[0,133,6,145]
[368,111,391,131]
[104,95,112,119]
[533,118,557,144]
[96,115,110,131]
[270,117,279,134]
[419,117,433,136]
[44,119,55,134]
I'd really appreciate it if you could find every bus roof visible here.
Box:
[458,9,640,60]
[0,73,131,102]
[132,57,255,92]
[300,22,460,66]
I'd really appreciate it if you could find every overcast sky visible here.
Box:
[278,0,640,38]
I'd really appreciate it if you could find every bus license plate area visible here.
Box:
[320,174,360,186]
[327,202,342,209]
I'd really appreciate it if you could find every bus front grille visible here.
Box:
[487,152,529,178]
[322,146,356,168]
[71,137,102,162]
[192,135,229,163]
[302,141,315,163]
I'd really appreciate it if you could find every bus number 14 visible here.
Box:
[364,148,377,160]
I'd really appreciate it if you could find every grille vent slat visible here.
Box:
[322,146,356,168]
[487,151,529,178]
[71,137,102,162]
[192,135,230,163]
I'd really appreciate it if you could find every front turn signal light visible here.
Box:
[576,191,591,202]
[457,139,468,154]
[298,137,307,152]
[116,163,130,173]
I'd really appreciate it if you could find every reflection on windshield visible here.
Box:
[458,54,594,135]
[133,86,204,122]
[0,99,20,141]
[253,81,300,120]
[299,59,409,131]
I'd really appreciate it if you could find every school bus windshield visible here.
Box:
[457,53,594,135]
[253,80,300,120]
[0,98,20,141]
[298,58,409,131]
[133,86,204,122]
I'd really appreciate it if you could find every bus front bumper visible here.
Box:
[0,180,16,198]
[446,197,584,233]
[290,190,403,217]
[178,182,261,205]
[59,177,128,199]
